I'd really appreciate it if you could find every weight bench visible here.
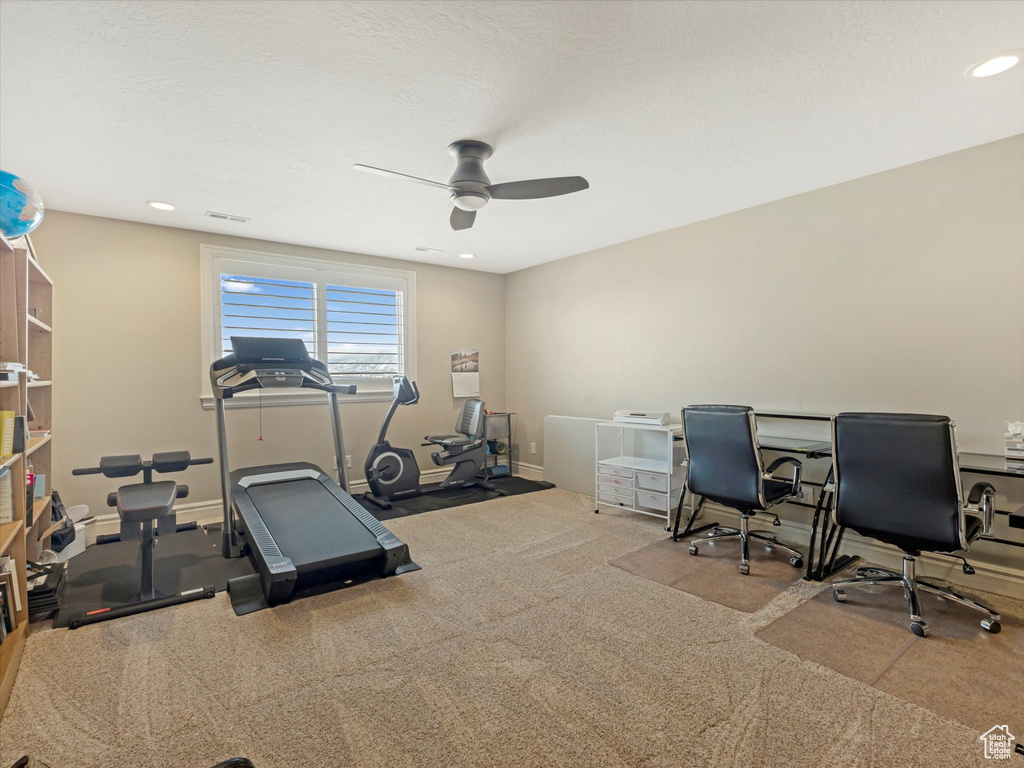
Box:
[68,451,217,629]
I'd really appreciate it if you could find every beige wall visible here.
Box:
[32,211,505,514]
[506,134,1024,463]
[505,135,1024,566]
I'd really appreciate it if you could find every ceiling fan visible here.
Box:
[354,140,589,231]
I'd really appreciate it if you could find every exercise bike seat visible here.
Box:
[425,434,479,447]
[424,400,486,448]
[117,481,178,523]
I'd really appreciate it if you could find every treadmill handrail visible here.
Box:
[210,361,348,399]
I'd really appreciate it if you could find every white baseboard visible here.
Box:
[513,461,544,481]
[699,502,1024,598]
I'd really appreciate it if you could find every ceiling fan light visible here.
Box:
[452,192,488,211]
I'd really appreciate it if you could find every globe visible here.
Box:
[0,170,44,238]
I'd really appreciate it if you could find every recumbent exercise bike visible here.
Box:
[363,376,507,510]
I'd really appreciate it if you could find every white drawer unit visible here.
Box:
[597,472,633,489]
[597,487,633,506]
[594,420,690,530]
[636,471,668,493]
[636,489,670,511]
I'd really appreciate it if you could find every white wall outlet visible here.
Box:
[345,454,352,469]
[797,485,814,504]
[530,442,537,455]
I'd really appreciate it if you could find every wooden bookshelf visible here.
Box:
[0,232,53,719]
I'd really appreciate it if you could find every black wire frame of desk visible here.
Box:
[753,413,856,581]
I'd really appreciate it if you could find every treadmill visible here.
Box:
[211,337,419,611]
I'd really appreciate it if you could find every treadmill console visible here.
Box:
[231,336,313,372]
[210,336,355,397]
[254,368,306,388]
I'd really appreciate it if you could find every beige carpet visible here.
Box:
[609,536,806,612]
[0,489,1017,767]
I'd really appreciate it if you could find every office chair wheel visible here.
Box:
[789,557,803,568]
[910,621,929,637]
[739,562,749,575]
[688,545,698,556]
[832,589,846,602]
[980,618,1001,634]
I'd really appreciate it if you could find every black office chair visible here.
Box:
[830,413,1001,636]
[682,405,805,575]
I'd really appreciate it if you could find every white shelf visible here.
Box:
[26,315,51,333]
[598,455,677,474]
[597,420,682,434]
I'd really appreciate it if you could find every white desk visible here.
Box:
[594,421,686,529]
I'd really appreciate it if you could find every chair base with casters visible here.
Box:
[832,553,1001,637]
[827,410,1003,639]
[688,511,804,575]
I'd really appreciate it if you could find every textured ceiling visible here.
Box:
[1,0,1022,273]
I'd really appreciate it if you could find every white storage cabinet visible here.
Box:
[594,421,686,529]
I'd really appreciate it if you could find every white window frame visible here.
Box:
[199,244,416,409]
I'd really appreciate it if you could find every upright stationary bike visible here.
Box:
[363,376,505,510]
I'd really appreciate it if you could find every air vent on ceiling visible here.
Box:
[205,211,251,223]
[415,246,444,253]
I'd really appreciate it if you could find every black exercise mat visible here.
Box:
[373,476,554,522]
[52,524,255,628]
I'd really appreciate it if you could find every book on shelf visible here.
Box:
[0,466,12,524]
[0,363,28,382]
[0,411,14,458]
[32,474,46,501]
[0,589,8,642]
[0,554,20,612]
[0,575,15,634]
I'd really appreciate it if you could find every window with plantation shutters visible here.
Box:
[220,275,317,358]
[324,284,404,378]
[201,245,416,405]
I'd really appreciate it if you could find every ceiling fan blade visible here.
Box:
[353,164,453,191]
[487,176,589,200]
[450,207,476,231]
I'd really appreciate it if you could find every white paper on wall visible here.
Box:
[452,372,480,398]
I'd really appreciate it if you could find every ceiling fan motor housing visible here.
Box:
[449,140,493,209]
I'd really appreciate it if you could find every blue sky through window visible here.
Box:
[221,274,403,377]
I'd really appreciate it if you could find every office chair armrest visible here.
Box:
[764,456,803,497]
[966,481,997,538]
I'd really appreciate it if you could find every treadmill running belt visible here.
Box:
[245,479,382,572]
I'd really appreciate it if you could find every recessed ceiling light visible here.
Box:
[147,200,177,211]
[968,53,1021,78]
[459,253,475,259]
